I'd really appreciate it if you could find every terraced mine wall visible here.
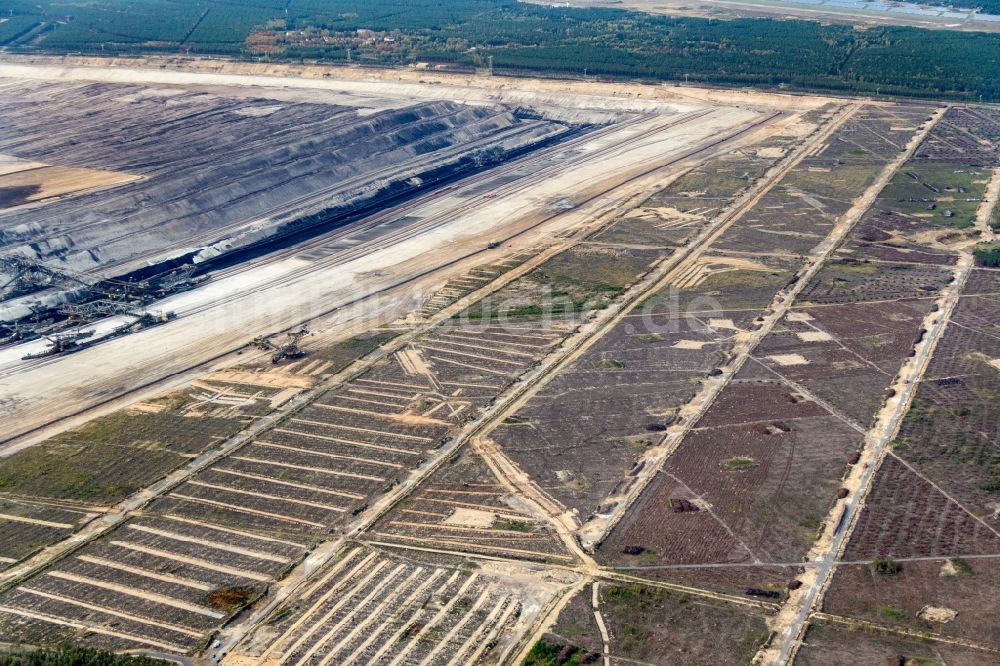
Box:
[0,79,579,320]
[194,119,588,276]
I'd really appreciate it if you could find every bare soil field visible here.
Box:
[713,105,935,258]
[823,557,1000,650]
[0,162,141,209]
[884,270,1000,520]
[0,370,275,503]
[599,371,861,572]
[238,544,571,666]
[795,620,998,665]
[366,446,573,563]
[538,580,773,665]
[847,106,1000,264]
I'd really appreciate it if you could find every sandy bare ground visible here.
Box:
[0,163,142,209]
[0,62,778,449]
[0,54,838,112]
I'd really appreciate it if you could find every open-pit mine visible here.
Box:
[1,57,999,666]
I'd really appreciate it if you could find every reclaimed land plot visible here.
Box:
[794,619,998,666]
[491,306,749,522]
[754,269,950,424]
[823,557,1000,651]
[816,271,1000,651]
[238,544,570,666]
[144,321,567,543]
[599,363,859,582]
[0,382,261,505]
[847,106,1000,265]
[490,108,899,566]
[492,251,801,522]
[712,105,934,258]
[589,131,803,249]
[0,300,571,651]
[0,363,302,569]
[827,275,1000,570]
[530,580,773,666]
[0,513,304,653]
[599,256,957,594]
[0,499,89,570]
[458,244,664,323]
[881,269,1000,519]
[366,446,573,563]
[416,250,537,320]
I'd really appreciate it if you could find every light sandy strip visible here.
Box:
[0,556,16,564]
[210,468,364,500]
[230,456,384,483]
[275,427,419,455]
[339,569,446,666]
[423,338,537,359]
[126,524,292,564]
[311,402,443,423]
[429,482,503,488]
[170,493,328,528]
[298,548,368,601]
[474,326,562,337]
[275,420,426,446]
[400,509,449,518]
[439,381,500,390]
[279,560,391,662]
[387,521,543,537]
[315,567,427,666]
[76,555,214,591]
[418,585,494,666]
[354,378,432,392]
[45,570,225,618]
[418,497,533,515]
[19,587,204,638]
[425,488,501,496]
[162,513,309,548]
[419,344,525,365]
[256,441,403,469]
[460,600,520,665]
[287,419,432,443]
[428,355,514,377]
[294,564,410,666]
[387,530,551,543]
[362,570,461,666]
[346,387,418,401]
[334,394,410,410]
[386,574,480,666]
[372,532,574,561]
[0,604,188,653]
[436,332,546,350]
[339,387,414,402]
[445,596,512,666]
[109,541,272,582]
[186,481,347,512]
[0,513,73,529]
